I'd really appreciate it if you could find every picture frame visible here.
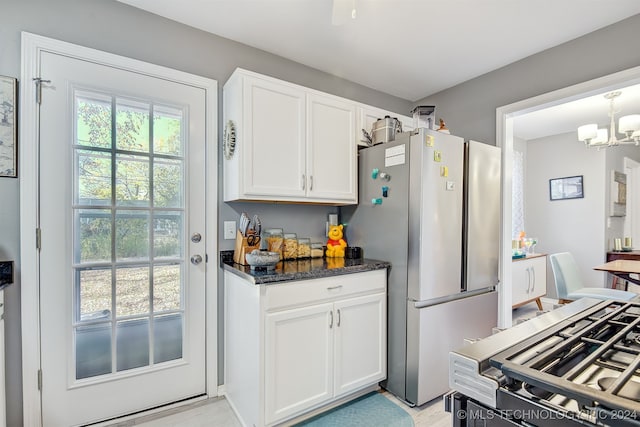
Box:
[610,170,626,217]
[549,175,584,201]
[0,75,17,178]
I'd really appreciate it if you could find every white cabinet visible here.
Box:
[223,69,357,204]
[225,269,387,427]
[512,254,547,309]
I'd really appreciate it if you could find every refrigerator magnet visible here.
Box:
[434,151,442,162]
[440,166,449,177]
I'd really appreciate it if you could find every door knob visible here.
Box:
[191,233,202,243]
[191,254,203,265]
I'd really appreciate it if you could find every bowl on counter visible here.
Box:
[245,250,280,270]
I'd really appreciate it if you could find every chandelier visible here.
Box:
[577,91,640,148]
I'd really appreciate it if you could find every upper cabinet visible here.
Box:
[223,69,357,205]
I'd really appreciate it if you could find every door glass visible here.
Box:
[73,89,186,380]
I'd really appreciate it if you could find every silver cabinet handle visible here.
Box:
[302,174,306,190]
[191,255,203,265]
[531,267,536,293]
[337,309,341,327]
[327,285,343,291]
[525,267,531,294]
[329,311,333,329]
[310,175,313,191]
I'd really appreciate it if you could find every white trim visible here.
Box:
[495,65,640,329]
[20,32,218,426]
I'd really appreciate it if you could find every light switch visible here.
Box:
[224,221,237,239]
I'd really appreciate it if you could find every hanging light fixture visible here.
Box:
[577,91,640,148]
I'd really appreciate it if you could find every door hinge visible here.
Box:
[36,228,41,251]
[33,77,51,105]
[37,369,42,391]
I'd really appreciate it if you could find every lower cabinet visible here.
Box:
[512,254,547,309]
[225,269,387,427]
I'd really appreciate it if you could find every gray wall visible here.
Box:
[524,133,606,298]
[0,1,409,425]
[415,14,640,145]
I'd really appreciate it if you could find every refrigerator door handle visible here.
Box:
[412,287,495,309]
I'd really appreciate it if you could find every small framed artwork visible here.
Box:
[610,170,626,217]
[0,75,17,178]
[549,175,584,201]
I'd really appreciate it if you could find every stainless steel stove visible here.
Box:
[446,298,640,426]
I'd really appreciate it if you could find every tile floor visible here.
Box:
[108,300,556,427]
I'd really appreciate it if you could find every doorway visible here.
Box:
[496,65,640,329]
[20,33,218,426]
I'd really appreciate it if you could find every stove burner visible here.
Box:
[597,377,640,402]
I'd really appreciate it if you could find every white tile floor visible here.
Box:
[108,300,556,427]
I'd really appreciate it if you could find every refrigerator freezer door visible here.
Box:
[343,137,411,399]
[463,141,501,292]
[405,291,498,406]
[407,129,464,301]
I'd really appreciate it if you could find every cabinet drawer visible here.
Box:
[265,269,386,311]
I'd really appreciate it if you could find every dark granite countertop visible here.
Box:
[220,251,389,285]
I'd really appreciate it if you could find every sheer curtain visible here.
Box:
[512,149,525,239]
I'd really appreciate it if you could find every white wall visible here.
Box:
[525,132,606,298]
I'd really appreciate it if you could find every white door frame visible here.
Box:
[20,32,218,426]
[495,65,640,329]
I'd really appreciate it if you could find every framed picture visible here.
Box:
[549,175,584,201]
[610,170,626,217]
[0,75,17,178]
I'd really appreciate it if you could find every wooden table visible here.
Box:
[605,251,640,289]
[594,259,640,290]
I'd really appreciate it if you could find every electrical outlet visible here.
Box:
[224,221,237,240]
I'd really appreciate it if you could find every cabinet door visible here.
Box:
[307,94,357,203]
[265,303,334,424]
[243,75,306,198]
[511,260,531,306]
[528,256,547,300]
[333,293,386,397]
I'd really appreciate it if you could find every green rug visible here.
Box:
[295,392,414,427]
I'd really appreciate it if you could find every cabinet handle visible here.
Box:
[337,309,341,327]
[531,267,536,293]
[327,285,343,291]
[310,175,313,191]
[525,267,531,294]
[329,311,334,329]
[302,174,306,190]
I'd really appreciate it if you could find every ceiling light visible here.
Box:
[577,91,640,148]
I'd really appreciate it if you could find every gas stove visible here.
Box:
[447,298,640,426]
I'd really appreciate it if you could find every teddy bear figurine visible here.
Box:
[326,224,347,258]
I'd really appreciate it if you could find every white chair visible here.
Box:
[549,252,636,303]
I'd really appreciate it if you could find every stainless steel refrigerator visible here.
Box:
[343,128,501,406]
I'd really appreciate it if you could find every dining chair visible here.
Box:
[549,252,637,303]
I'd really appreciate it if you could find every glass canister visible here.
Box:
[264,228,284,260]
[297,238,311,259]
[283,233,298,260]
[310,242,324,258]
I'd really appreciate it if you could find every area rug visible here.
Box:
[295,392,414,427]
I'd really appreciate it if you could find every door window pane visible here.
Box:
[115,266,150,317]
[153,212,182,259]
[116,318,150,372]
[116,154,150,206]
[153,314,182,363]
[116,99,150,153]
[76,323,112,379]
[115,210,149,261]
[76,92,112,149]
[76,150,112,206]
[153,264,181,312]
[76,209,112,263]
[153,158,182,208]
[77,268,112,322]
[154,105,183,156]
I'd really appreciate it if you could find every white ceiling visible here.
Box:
[118,0,640,141]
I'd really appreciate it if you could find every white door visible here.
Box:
[38,51,206,426]
[264,303,333,424]
[307,93,356,202]
[333,293,386,397]
[243,75,306,198]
